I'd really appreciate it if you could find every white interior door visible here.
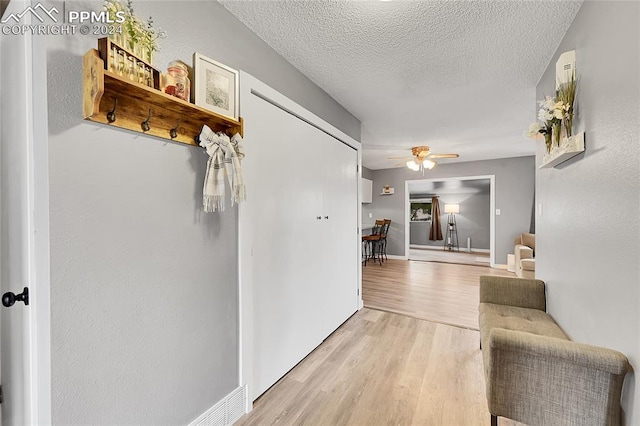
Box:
[0,20,31,425]
[0,3,51,423]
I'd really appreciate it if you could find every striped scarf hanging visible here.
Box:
[198,125,246,212]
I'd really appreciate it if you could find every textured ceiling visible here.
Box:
[219,0,582,169]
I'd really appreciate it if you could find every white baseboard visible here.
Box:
[493,263,508,270]
[385,254,407,260]
[189,385,246,426]
[471,248,490,253]
[410,244,490,253]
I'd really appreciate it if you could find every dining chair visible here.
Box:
[380,219,392,261]
[362,219,385,266]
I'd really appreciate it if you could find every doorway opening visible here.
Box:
[404,175,495,267]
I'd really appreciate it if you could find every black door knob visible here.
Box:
[2,287,29,307]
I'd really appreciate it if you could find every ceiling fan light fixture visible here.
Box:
[422,159,436,169]
[406,160,420,171]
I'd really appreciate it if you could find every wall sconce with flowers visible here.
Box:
[525,50,585,168]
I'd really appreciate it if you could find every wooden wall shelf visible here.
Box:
[82,49,243,147]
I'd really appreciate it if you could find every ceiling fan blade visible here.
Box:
[394,161,410,167]
[387,156,412,160]
[428,154,459,159]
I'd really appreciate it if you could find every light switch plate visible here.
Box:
[495,209,501,216]
[369,213,373,218]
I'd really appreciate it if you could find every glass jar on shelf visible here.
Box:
[128,56,137,82]
[164,61,190,102]
[108,45,117,73]
[117,49,127,77]
[137,61,146,85]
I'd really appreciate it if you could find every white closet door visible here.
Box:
[319,139,359,337]
[244,94,325,398]
[243,90,359,401]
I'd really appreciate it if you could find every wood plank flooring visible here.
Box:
[236,308,522,426]
[362,259,513,330]
[408,247,490,266]
[235,260,521,425]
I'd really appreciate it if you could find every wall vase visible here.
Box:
[544,132,552,153]
[552,122,562,147]
[540,132,585,169]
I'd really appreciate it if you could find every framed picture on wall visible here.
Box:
[193,53,239,120]
[410,199,432,222]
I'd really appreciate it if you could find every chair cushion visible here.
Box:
[480,303,567,377]
[479,303,568,343]
[521,259,535,271]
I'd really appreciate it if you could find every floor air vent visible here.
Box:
[190,385,246,426]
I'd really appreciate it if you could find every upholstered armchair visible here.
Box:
[514,233,535,278]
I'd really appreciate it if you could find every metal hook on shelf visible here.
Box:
[169,119,181,139]
[141,109,152,132]
[106,98,118,123]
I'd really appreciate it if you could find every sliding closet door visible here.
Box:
[244,93,324,398]
[320,139,359,337]
[242,89,359,401]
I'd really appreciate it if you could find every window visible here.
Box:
[410,199,432,222]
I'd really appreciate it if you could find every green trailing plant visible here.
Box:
[142,16,166,64]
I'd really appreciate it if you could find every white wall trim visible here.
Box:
[357,150,364,310]
[238,71,361,411]
[385,254,407,260]
[409,245,490,253]
[404,175,496,267]
[188,385,247,426]
[1,7,52,423]
[29,25,52,426]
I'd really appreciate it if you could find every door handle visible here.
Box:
[2,287,29,307]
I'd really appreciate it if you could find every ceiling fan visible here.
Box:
[389,146,459,172]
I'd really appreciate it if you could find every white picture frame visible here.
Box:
[193,53,239,120]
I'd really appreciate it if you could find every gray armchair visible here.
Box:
[514,232,535,278]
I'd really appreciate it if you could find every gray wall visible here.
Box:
[47,1,359,424]
[370,156,535,263]
[536,2,639,424]
[410,187,490,249]
[163,2,360,142]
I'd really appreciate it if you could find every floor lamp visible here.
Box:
[444,204,459,251]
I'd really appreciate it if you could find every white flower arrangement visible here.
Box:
[526,72,577,154]
[526,95,570,153]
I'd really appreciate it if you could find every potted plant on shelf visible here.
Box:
[104,0,165,65]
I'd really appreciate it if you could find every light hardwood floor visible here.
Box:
[236,308,521,426]
[235,260,521,426]
[363,259,513,330]
[408,247,490,266]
